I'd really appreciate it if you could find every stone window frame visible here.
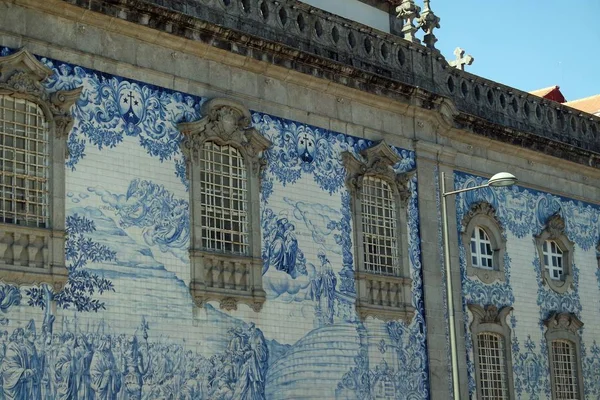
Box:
[535,213,574,294]
[0,49,81,291]
[468,304,515,400]
[178,98,271,312]
[460,202,507,284]
[544,312,584,399]
[342,141,414,322]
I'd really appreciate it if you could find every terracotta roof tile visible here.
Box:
[564,94,600,115]
[529,85,566,103]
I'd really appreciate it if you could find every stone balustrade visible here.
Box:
[356,271,414,322]
[189,250,265,311]
[66,0,600,165]
[0,224,68,289]
[0,227,48,269]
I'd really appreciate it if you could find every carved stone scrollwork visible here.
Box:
[418,0,440,50]
[178,98,271,178]
[468,304,513,327]
[178,98,271,313]
[342,140,415,322]
[0,49,82,152]
[395,0,421,43]
[544,312,583,334]
[460,202,503,234]
[342,140,414,203]
[0,49,82,291]
[545,213,566,240]
[535,213,574,294]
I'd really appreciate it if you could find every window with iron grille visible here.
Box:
[178,98,271,312]
[476,332,508,400]
[0,49,80,290]
[471,226,494,269]
[543,240,563,281]
[199,141,248,255]
[0,95,48,228]
[361,176,399,276]
[550,340,579,399]
[469,304,515,399]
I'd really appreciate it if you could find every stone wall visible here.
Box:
[0,1,599,399]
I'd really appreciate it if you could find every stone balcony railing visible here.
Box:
[355,271,414,322]
[0,224,68,290]
[64,0,600,166]
[189,250,266,312]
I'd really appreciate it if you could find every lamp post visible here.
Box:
[440,171,517,399]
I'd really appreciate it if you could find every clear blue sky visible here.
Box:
[433,1,600,101]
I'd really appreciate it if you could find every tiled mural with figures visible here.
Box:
[0,47,428,399]
[453,172,600,399]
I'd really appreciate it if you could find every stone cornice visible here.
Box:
[39,0,600,168]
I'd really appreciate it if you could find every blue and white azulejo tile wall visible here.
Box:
[0,47,429,400]
[454,172,600,399]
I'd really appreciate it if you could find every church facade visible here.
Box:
[0,0,598,399]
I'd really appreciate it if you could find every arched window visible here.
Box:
[179,98,271,312]
[535,214,574,294]
[0,49,81,291]
[469,304,514,400]
[1,95,48,227]
[461,202,506,284]
[199,141,248,255]
[544,312,584,399]
[361,176,399,276]
[342,141,414,322]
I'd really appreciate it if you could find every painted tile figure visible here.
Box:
[90,335,121,400]
[2,328,30,400]
[264,218,304,278]
[0,47,430,400]
[311,251,338,325]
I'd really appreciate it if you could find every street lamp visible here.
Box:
[440,171,517,399]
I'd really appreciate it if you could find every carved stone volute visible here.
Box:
[460,202,503,234]
[0,49,82,151]
[544,312,583,334]
[178,98,271,178]
[0,49,51,96]
[468,304,513,326]
[545,213,566,240]
[342,141,414,203]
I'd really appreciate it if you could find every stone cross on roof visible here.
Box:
[449,47,474,70]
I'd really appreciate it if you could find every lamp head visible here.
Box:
[487,172,517,187]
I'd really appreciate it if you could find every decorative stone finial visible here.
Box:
[396,0,421,43]
[418,0,440,49]
[449,47,474,70]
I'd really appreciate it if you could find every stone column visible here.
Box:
[414,140,468,399]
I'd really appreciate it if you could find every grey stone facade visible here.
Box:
[0,0,599,399]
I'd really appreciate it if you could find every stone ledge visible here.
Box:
[42,0,600,168]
